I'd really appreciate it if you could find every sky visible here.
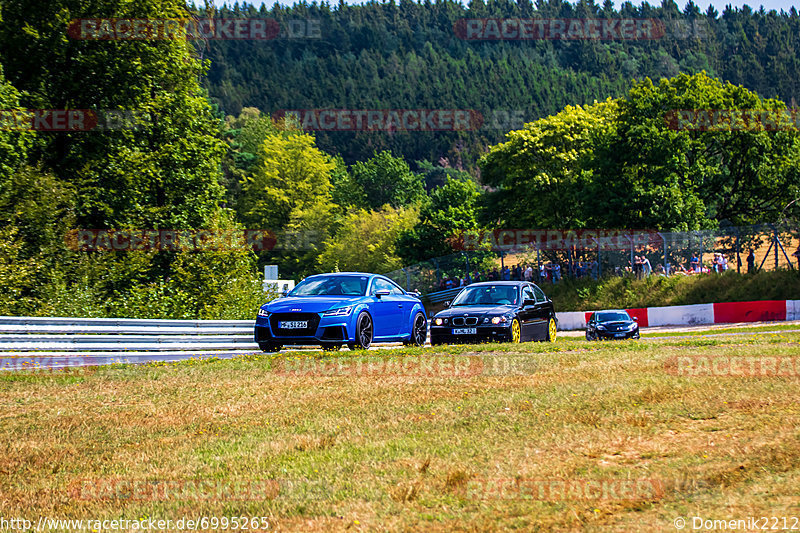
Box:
[212,0,799,14]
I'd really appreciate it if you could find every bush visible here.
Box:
[26,249,277,320]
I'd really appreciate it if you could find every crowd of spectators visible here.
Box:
[434,259,600,291]
[433,251,753,293]
[619,252,740,278]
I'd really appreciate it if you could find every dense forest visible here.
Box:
[201,0,800,168]
[0,0,799,319]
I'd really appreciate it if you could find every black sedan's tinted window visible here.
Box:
[451,285,518,306]
[532,285,546,303]
[596,312,631,322]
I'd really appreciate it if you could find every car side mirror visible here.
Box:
[443,300,451,308]
[523,298,536,307]
[633,316,638,321]
[375,289,391,298]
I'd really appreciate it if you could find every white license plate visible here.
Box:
[615,333,626,338]
[280,321,308,329]
[452,328,477,335]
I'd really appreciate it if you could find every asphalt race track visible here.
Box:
[3,321,799,371]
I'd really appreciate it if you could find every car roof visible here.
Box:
[305,272,377,278]
[466,281,526,287]
[592,310,632,317]
[302,272,405,289]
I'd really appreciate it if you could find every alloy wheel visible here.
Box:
[350,312,373,350]
[411,313,427,346]
[510,319,521,343]
[547,318,557,342]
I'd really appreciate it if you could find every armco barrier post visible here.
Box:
[774,225,779,270]
[735,227,741,273]
[658,232,666,272]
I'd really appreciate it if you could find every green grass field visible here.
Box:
[2,334,799,532]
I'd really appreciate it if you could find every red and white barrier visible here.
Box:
[556,300,800,330]
[646,303,713,327]
[788,300,800,321]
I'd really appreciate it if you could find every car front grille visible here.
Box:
[321,326,346,341]
[254,325,272,342]
[269,313,320,337]
[452,317,479,326]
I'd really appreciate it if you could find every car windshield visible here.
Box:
[289,275,368,296]
[596,312,631,322]
[451,285,518,306]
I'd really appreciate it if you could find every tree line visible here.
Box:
[201,0,800,169]
[0,0,798,319]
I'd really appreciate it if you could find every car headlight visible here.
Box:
[434,318,443,325]
[257,308,269,317]
[323,306,353,317]
[490,316,508,324]
[596,324,607,330]
[627,323,638,330]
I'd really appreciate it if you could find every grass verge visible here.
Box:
[2,335,799,531]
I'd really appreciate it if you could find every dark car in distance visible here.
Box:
[585,310,640,341]
[429,281,557,345]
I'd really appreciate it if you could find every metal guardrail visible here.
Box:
[0,316,257,355]
[421,287,463,305]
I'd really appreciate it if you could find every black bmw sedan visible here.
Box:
[429,281,557,345]
[585,310,640,341]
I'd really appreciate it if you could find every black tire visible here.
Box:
[585,332,593,341]
[403,313,427,347]
[259,342,282,353]
[348,311,373,350]
[322,343,342,352]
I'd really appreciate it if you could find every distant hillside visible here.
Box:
[200,0,800,169]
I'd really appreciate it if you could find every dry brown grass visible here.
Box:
[1,334,799,531]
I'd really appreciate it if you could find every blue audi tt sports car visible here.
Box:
[254,272,428,352]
